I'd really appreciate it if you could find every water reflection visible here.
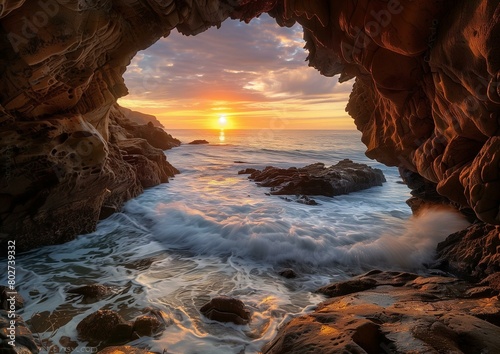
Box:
[219,129,225,142]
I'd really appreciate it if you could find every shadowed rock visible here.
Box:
[1,0,500,252]
[200,296,251,325]
[188,139,209,145]
[76,310,133,344]
[437,223,500,281]
[263,271,500,354]
[241,160,385,198]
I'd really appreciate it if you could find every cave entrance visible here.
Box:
[118,14,354,131]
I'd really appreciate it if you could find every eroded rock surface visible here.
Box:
[437,223,500,281]
[263,271,500,354]
[0,1,499,238]
[240,160,386,197]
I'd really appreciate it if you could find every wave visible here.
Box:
[142,201,468,272]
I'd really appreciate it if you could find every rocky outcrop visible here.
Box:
[268,0,500,225]
[0,102,178,251]
[0,287,39,353]
[437,223,500,281]
[188,139,209,145]
[118,106,163,127]
[263,271,500,354]
[1,1,499,250]
[240,160,386,197]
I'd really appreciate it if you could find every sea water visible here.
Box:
[14,129,469,353]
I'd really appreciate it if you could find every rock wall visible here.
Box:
[1,0,499,250]
[280,0,500,224]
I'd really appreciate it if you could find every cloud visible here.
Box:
[120,14,354,129]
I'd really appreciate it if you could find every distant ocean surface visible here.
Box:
[16,129,467,353]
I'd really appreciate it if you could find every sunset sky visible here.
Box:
[119,14,354,130]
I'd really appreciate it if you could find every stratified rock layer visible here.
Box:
[241,160,386,197]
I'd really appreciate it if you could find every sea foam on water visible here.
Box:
[14,130,469,353]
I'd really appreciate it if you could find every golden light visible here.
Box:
[218,115,227,127]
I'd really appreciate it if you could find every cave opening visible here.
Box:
[118,14,354,131]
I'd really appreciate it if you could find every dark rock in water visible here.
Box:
[245,160,385,198]
[263,271,500,354]
[76,310,133,344]
[436,223,500,281]
[0,310,39,353]
[200,296,251,325]
[97,346,156,354]
[188,139,209,145]
[317,278,378,297]
[234,161,247,164]
[297,195,318,205]
[238,168,258,175]
[279,269,298,279]
[132,315,163,337]
[67,284,113,300]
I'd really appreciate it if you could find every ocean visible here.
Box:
[15,129,468,353]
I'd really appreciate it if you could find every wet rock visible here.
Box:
[200,296,251,325]
[0,286,24,311]
[188,140,209,145]
[97,346,156,354]
[263,271,500,354]
[296,195,318,205]
[436,223,500,281]
[67,284,113,301]
[238,168,258,175]
[0,310,39,353]
[278,269,297,279]
[76,310,133,345]
[317,278,378,297]
[245,160,385,198]
[132,315,163,337]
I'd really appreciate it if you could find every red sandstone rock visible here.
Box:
[0,1,499,244]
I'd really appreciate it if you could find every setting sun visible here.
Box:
[219,115,228,127]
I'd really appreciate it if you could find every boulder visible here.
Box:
[76,310,133,344]
[200,296,251,325]
[188,140,209,145]
[278,269,298,279]
[132,315,163,337]
[244,160,385,198]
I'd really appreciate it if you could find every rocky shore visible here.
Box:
[1,0,500,353]
[239,159,386,204]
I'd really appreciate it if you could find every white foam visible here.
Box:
[14,131,469,354]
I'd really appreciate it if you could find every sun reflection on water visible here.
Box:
[219,129,225,142]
